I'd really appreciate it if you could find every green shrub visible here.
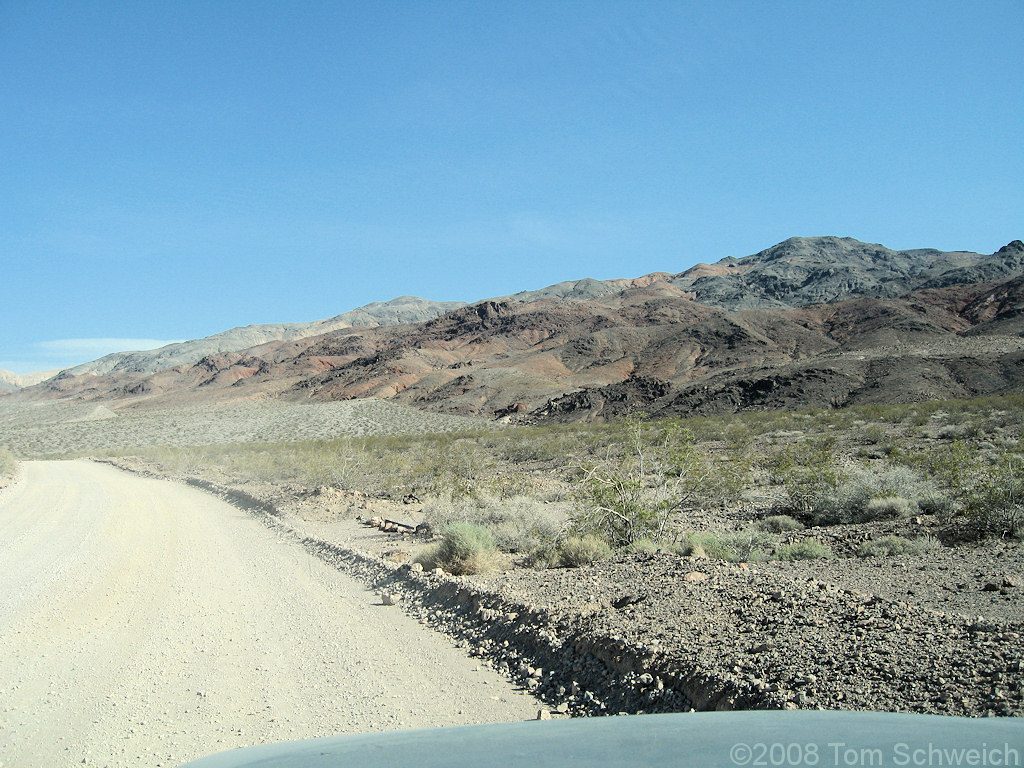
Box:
[857,496,918,522]
[557,534,613,567]
[681,529,775,563]
[757,515,804,533]
[773,540,834,560]
[413,543,443,571]
[571,413,748,546]
[768,441,845,521]
[420,494,564,553]
[961,456,1024,539]
[855,535,940,558]
[917,492,955,517]
[800,465,935,526]
[415,522,497,575]
[522,543,560,570]
[570,414,674,546]
[0,448,17,481]
[624,537,660,554]
[662,539,701,556]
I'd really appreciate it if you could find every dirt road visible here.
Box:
[0,461,538,768]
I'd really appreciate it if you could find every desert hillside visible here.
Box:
[10,236,1024,420]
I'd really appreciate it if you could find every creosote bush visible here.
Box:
[570,413,746,547]
[960,456,1024,539]
[624,537,661,554]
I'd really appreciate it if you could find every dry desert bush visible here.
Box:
[414,522,498,575]
[0,447,17,482]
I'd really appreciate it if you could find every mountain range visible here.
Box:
[9,236,1024,421]
[0,368,62,394]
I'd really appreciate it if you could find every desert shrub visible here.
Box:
[858,496,918,522]
[937,422,983,440]
[851,464,932,506]
[901,440,977,497]
[521,543,560,570]
[757,515,804,533]
[490,426,579,464]
[773,540,834,560]
[917,491,955,517]
[413,543,443,570]
[415,522,497,575]
[407,440,493,500]
[0,448,17,481]
[661,538,702,556]
[624,537,660,554]
[861,423,889,446]
[420,494,564,553]
[901,442,1023,538]
[572,414,747,546]
[487,501,564,553]
[557,534,613,567]
[856,535,940,558]
[767,441,845,520]
[660,422,750,509]
[801,464,935,525]
[960,456,1024,539]
[681,529,775,563]
[571,413,675,546]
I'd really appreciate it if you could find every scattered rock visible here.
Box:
[612,594,646,609]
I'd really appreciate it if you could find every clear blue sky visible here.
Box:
[1,1,1021,374]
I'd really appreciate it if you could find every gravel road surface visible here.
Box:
[0,461,538,768]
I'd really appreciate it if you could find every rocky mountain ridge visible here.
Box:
[0,369,63,393]
[11,236,1024,419]
[18,296,468,386]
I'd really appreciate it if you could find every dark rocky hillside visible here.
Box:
[669,237,1024,310]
